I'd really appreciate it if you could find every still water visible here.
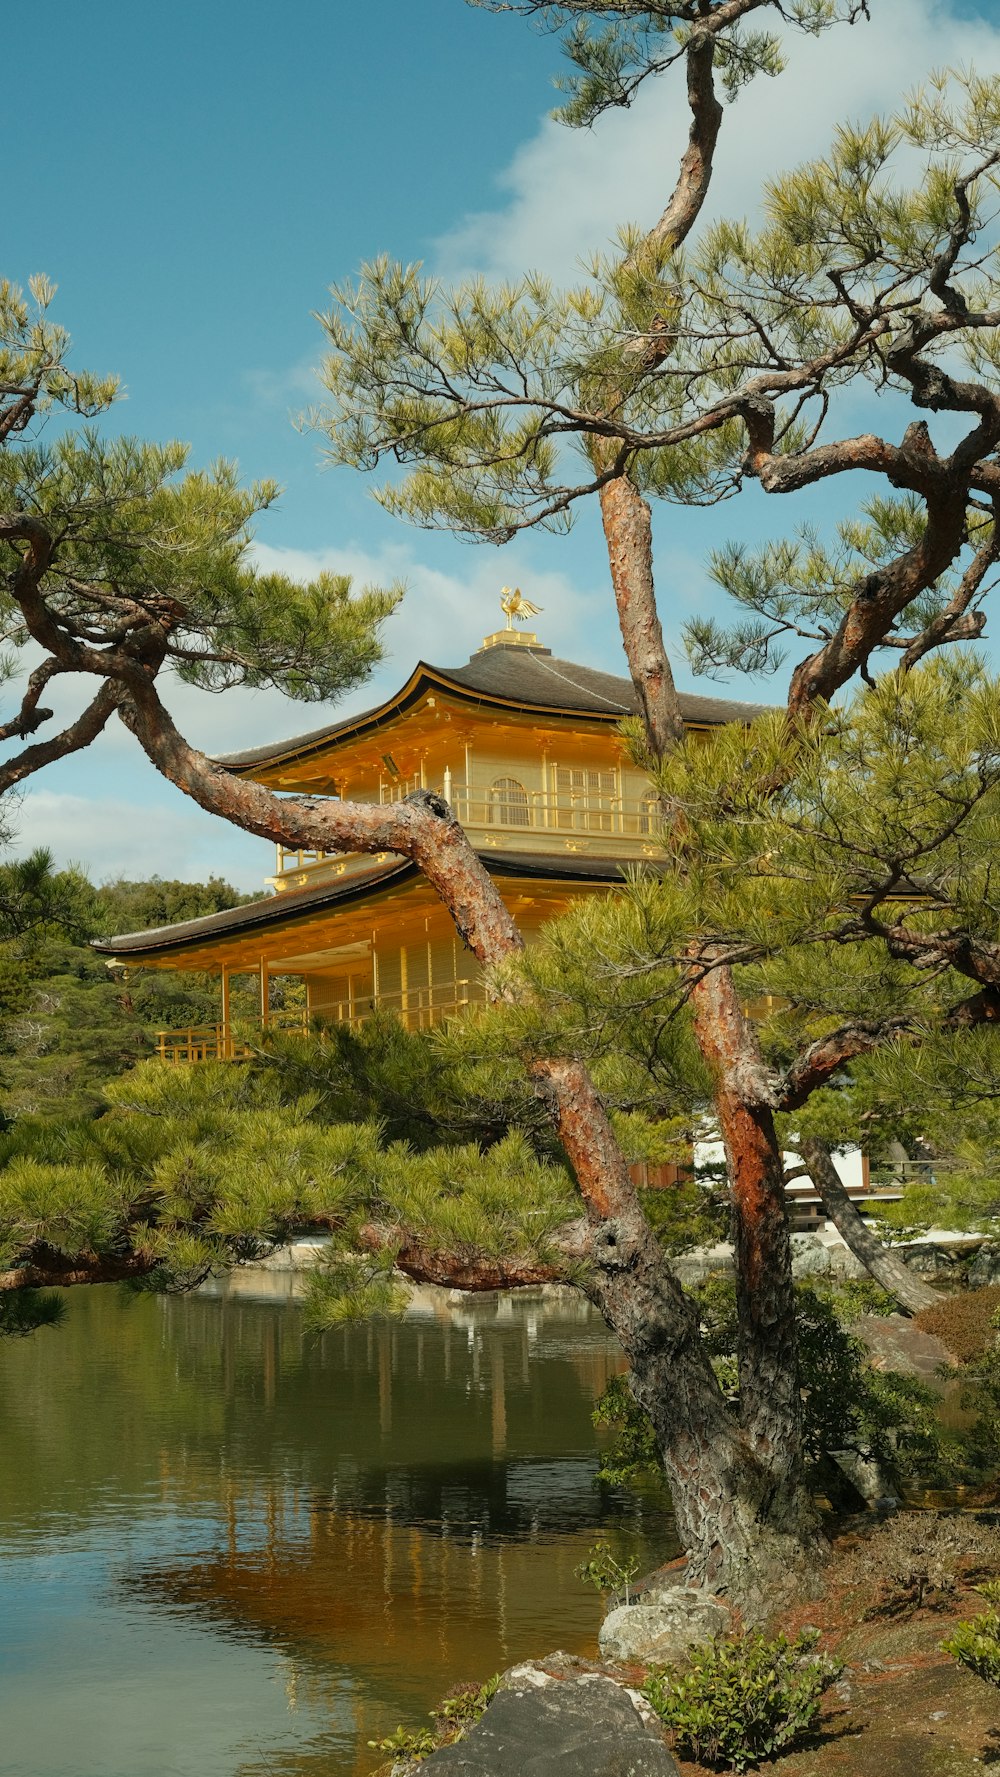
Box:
[0,1276,676,1777]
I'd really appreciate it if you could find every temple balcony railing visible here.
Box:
[269,787,661,889]
[155,980,482,1062]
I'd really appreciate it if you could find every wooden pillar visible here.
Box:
[221,965,231,1059]
[259,956,270,1028]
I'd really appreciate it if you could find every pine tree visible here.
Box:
[5,11,1000,1607]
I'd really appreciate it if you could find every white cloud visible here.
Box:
[6,789,266,891]
[248,535,622,702]
[436,0,1000,285]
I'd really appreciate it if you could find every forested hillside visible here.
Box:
[0,866,255,1119]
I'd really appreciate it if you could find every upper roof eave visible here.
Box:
[214,652,770,778]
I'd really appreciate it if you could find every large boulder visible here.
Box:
[599,1586,729,1664]
[854,1313,956,1385]
[789,1234,833,1278]
[421,1670,678,1775]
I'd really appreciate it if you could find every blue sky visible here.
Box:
[10,0,1000,890]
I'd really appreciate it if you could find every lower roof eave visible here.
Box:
[92,848,653,964]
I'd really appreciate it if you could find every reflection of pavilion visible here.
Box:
[134,1288,669,1773]
[126,1486,641,1777]
[0,1285,675,1777]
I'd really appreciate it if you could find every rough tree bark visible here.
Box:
[589,17,822,1596]
[593,29,725,761]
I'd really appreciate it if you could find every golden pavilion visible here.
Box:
[97,613,766,1062]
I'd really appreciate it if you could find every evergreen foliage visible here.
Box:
[314,71,1000,564]
[0,868,258,1120]
[644,1629,840,1772]
[8,1,1000,1601]
[0,420,402,702]
[942,1590,1000,1690]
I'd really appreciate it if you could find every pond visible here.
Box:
[0,1274,677,1777]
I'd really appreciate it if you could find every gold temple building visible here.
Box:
[96,618,766,1061]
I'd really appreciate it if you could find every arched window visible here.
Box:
[489,776,530,827]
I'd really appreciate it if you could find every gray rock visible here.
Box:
[830,1446,897,1503]
[422,1674,678,1775]
[826,1243,868,1280]
[968,1244,1000,1288]
[900,1244,959,1278]
[789,1235,833,1278]
[599,1587,728,1664]
[853,1313,956,1385]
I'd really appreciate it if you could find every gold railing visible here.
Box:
[272,788,660,879]
[155,981,481,1061]
[156,1025,251,1063]
[449,787,659,838]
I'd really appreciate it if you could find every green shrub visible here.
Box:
[368,1673,501,1768]
[942,1583,1000,1687]
[822,1277,898,1323]
[643,1630,839,1772]
[436,1673,501,1730]
[367,1723,436,1762]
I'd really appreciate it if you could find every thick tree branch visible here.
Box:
[778,1019,914,1112]
[798,1136,938,1316]
[0,1246,160,1292]
[0,680,121,794]
[688,955,803,1477]
[900,512,998,671]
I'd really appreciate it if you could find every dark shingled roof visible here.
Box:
[93,849,641,960]
[216,646,770,771]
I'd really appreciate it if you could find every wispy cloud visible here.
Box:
[7,788,266,890]
[435,0,1000,285]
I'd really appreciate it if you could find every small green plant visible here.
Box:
[644,1629,840,1772]
[437,1673,501,1729]
[368,1672,502,1769]
[942,1579,1000,1688]
[574,1540,641,1604]
[367,1723,436,1762]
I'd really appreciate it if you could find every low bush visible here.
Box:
[643,1630,839,1772]
[914,1286,1000,1363]
[942,1581,1000,1688]
[367,1723,436,1763]
[847,1512,1000,1616]
[435,1673,501,1731]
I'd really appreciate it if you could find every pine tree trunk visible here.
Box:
[683,961,822,1604]
[534,1052,823,1611]
[800,1137,939,1315]
[598,474,685,759]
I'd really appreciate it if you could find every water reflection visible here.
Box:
[0,1281,676,1777]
